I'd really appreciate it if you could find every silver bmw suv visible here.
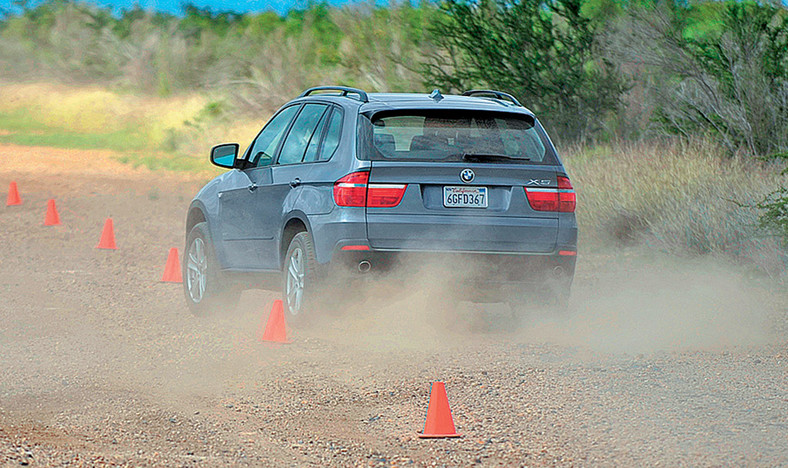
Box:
[183,87,577,319]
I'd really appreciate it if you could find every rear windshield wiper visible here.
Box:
[460,153,529,162]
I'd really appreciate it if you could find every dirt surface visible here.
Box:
[1,144,787,466]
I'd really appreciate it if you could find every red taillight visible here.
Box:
[524,188,559,211]
[557,176,573,190]
[557,176,576,213]
[334,171,369,207]
[333,171,407,208]
[367,183,407,207]
[525,176,576,213]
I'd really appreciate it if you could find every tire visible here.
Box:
[282,231,320,325]
[183,222,241,316]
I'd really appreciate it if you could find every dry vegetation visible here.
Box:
[0,0,786,278]
[0,81,784,278]
[0,82,262,174]
[0,5,786,465]
[565,140,785,275]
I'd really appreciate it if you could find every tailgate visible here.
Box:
[365,161,559,253]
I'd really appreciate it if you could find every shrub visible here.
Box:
[607,2,788,156]
[758,153,788,246]
[422,0,625,142]
[0,1,433,114]
[564,139,786,275]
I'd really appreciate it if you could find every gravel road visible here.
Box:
[1,145,786,466]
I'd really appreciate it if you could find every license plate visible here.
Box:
[443,186,488,208]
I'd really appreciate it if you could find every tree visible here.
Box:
[609,2,788,156]
[759,152,788,246]
[422,0,626,142]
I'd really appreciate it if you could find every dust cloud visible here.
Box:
[309,249,780,356]
[529,253,777,353]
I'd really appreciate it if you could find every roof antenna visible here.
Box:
[429,89,444,102]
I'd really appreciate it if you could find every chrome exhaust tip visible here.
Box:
[358,260,371,273]
[552,266,565,278]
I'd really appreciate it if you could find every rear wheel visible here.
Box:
[282,231,320,324]
[183,222,240,316]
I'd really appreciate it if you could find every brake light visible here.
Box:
[557,176,576,213]
[333,171,407,208]
[525,176,576,213]
[367,183,407,207]
[334,171,369,207]
[524,188,559,211]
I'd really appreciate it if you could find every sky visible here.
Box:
[0,0,367,16]
[4,0,783,17]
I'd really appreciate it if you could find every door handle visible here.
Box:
[247,183,258,192]
[289,178,302,188]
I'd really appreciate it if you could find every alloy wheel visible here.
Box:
[186,237,207,303]
[286,247,305,315]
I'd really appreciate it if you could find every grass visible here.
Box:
[0,109,149,151]
[0,82,263,174]
[563,140,786,275]
[114,153,211,173]
[1,82,784,276]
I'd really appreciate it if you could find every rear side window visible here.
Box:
[316,109,343,161]
[302,110,330,163]
[278,103,329,165]
[364,110,554,164]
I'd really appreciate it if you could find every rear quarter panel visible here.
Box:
[285,111,369,264]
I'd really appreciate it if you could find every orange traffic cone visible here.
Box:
[258,299,292,344]
[96,218,116,249]
[161,247,182,283]
[418,381,461,438]
[44,199,61,226]
[6,182,21,206]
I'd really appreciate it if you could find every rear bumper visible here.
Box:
[308,209,577,266]
[366,213,560,253]
[330,247,576,284]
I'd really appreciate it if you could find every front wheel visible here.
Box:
[282,231,320,324]
[183,222,240,316]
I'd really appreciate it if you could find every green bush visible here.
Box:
[422,0,626,142]
[0,0,434,110]
[759,153,788,246]
[607,2,788,156]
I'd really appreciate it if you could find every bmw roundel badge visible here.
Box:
[460,168,475,183]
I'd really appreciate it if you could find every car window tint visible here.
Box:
[367,111,550,163]
[248,105,300,168]
[496,117,546,160]
[376,115,424,151]
[302,109,330,163]
[278,104,328,165]
[317,109,342,161]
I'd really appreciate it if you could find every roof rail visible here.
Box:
[462,89,522,107]
[299,86,369,103]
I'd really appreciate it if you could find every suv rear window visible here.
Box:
[360,110,556,164]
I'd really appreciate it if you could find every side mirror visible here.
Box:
[210,143,240,169]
